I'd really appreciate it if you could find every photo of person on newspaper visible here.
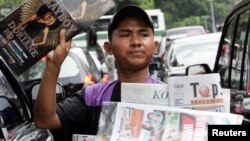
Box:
[141,111,165,141]
[33,4,163,141]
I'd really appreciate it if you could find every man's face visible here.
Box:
[42,12,56,25]
[111,17,157,71]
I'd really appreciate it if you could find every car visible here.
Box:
[160,32,221,82]
[158,25,206,59]
[18,46,101,97]
[185,0,250,124]
[0,58,57,141]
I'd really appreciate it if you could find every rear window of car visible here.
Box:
[59,56,80,78]
[18,55,81,82]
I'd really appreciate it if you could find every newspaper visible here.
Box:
[0,0,115,75]
[109,102,243,141]
[168,73,230,113]
[121,83,169,106]
[72,134,96,141]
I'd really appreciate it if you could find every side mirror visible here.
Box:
[31,82,66,107]
[185,64,212,75]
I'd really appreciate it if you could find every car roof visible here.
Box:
[164,25,206,36]
[172,32,222,44]
[166,32,221,70]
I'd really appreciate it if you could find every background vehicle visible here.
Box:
[73,9,166,48]
[160,32,221,82]
[0,58,54,141]
[158,25,206,60]
[186,0,250,124]
[18,46,101,97]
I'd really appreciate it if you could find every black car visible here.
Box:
[186,0,250,124]
[0,58,54,141]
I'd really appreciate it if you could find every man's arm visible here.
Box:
[34,29,71,129]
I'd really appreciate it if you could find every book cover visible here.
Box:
[0,0,115,76]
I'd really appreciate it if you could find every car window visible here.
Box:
[243,15,250,94]
[168,35,219,69]
[218,20,234,88]
[230,10,250,90]
[0,70,25,134]
[18,54,82,81]
[83,51,100,78]
[59,56,80,78]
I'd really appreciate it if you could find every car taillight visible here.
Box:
[84,73,95,85]
[102,74,109,82]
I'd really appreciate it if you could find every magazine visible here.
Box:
[0,0,115,75]
[121,83,169,106]
[168,73,230,113]
[109,102,243,141]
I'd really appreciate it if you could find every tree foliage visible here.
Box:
[0,0,241,31]
[154,0,234,31]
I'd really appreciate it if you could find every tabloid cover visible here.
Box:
[168,73,230,113]
[108,102,243,141]
[0,0,115,76]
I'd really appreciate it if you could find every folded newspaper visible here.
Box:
[121,83,169,106]
[168,73,230,112]
[121,73,230,113]
[96,102,243,141]
[0,0,115,75]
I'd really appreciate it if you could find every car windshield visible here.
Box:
[18,55,81,82]
[168,35,220,69]
[167,28,205,36]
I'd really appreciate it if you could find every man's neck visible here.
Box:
[117,68,149,83]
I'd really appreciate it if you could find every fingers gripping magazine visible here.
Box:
[0,0,115,76]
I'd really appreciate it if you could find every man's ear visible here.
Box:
[154,41,159,52]
[104,41,113,55]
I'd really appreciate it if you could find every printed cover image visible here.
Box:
[109,102,243,141]
[0,0,79,75]
[0,0,115,76]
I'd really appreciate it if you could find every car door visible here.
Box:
[0,59,53,141]
[213,0,250,123]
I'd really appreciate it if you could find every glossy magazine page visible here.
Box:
[0,0,115,76]
[105,102,243,141]
[61,0,116,31]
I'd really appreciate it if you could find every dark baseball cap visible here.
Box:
[108,5,154,41]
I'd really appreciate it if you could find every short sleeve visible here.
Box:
[56,90,89,130]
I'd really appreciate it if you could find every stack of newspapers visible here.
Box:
[93,73,243,141]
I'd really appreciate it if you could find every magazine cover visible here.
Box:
[0,0,115,76]
[109,102,243,141]
[121,83,169,106]
[167,73,230,112]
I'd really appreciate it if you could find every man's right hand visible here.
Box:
[34,28,71,129]
[46,28,72,69]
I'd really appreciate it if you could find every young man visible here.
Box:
[34,5,163,140]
